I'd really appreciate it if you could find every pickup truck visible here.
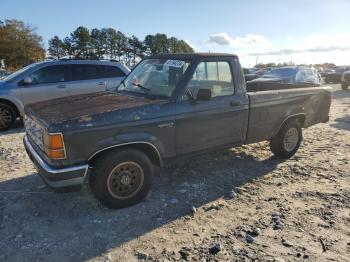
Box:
[23,53,332,209]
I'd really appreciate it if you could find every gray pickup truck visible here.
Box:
[23,53,332,209]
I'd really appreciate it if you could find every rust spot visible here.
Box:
[79,115,92,122]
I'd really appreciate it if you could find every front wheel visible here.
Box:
[270,120,302,158]
[0,103,16,131]
[341,83,348,90]
[90,148,153,209]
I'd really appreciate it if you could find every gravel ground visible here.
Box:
[0,84,349,262]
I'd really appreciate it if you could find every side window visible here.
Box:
[296,69,318,83]
[29,65,69,85]
[104,66,126,78]
[187,61,234,98]
[71,64,103,81]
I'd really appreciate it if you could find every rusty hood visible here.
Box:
[25,92,170,130]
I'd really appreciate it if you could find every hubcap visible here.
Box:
[0,107,12,129]
[283,127,299,152]
[107,161,144,199]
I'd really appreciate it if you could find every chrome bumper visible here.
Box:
[24,136,89,189]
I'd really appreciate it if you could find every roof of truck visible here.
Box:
[148,52,238,60]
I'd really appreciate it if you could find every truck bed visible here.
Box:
[245,86,332,144]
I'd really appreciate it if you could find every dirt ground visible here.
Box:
[0,84,349,262]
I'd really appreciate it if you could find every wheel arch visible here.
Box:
[275,113,305,136]
[0,98,21,118]
[88,142,163,168]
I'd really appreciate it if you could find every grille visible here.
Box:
[24,115,44,150]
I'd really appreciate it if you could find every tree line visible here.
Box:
[48,26,194,67]
[0,19,194,70]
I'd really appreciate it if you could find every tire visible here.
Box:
[270,120,302,158]
[341,83,348,90]
[89,148,153,209]
[0,103,16,131]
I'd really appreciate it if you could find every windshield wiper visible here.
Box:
[132,83,151,93]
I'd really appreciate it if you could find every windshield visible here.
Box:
[3,63,38,82]
[262,68,296,79]
[118,58,190,97]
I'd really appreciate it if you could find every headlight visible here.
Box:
[43,131,66,159]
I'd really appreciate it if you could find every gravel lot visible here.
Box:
[0,84,349,262]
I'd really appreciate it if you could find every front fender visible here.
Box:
[88,132,164,162]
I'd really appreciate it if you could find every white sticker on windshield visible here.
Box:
[164,60,185,68]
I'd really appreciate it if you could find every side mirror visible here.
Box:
[23,77,32,85]
[196,88,211,101]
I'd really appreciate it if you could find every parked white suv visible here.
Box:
[0,60,130,130]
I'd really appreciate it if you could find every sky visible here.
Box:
[1,0,350,67]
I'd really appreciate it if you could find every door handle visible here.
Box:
[56,84,66,88]
[97,81,106,86]
[230,101,241,106]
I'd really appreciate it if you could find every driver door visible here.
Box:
[175,59,248,155]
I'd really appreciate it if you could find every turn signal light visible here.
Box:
[45,149,66,159]
[43,132,66,159]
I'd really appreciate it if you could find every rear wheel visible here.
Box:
[341,83,348,90]
[0,103,16,131]
[90,149,153,209]
[270,120,302,158]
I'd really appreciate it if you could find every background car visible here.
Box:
[0,59,130,131]
[324,66,350,84]
[244,68,270,82]
[246,66,320,92]
[341,70,350,90]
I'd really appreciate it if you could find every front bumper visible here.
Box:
[24,136,89,189]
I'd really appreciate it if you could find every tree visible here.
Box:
[143,34,194,55]
[0,19,45,70]
[128,35,145,66]
[144,34,156,56]
[154,33,169,53]
[106,28,118,59]
[90,28,107,59]
[48,36,66,59]
[63,37,74,57]
[175,40,194,53]
[115,31,128,61]
[70,26,91,59]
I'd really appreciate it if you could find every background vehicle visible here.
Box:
[341,70,350,90]
[244,68,269,82]
[23,53,332,209]
[246,66,320,92]
[0,60,130,131]
[324,66,350,84]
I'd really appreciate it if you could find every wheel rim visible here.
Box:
[0,107,13,129]
[107,161,144,200]
[283,127,299,152]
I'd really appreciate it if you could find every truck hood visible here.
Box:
[26,92,169,130]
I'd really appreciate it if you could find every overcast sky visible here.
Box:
[1,0,350,66]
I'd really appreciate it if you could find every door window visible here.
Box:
[104,66,126,78]
[186,61,234,98]
[29,65,69,85]
[71,64,103,81]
